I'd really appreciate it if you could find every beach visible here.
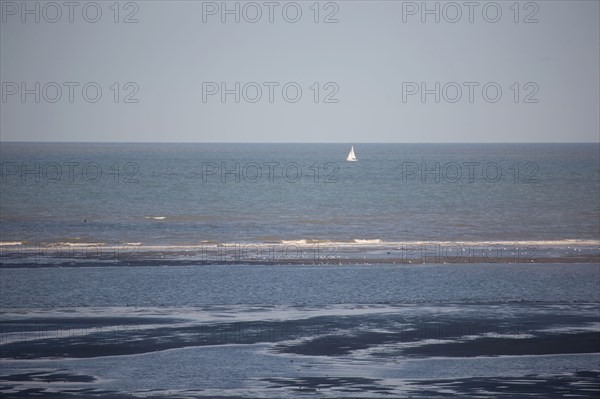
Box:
[1,262,599,398]
[1,301,599,398]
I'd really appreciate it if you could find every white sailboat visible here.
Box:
[346,145,358,162]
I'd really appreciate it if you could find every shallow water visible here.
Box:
[1,264,599,398]
[1,263,599,308]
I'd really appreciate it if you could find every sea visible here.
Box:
[0,143,599,398]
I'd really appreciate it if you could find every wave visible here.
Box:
[279,239,338,245]
[53,242,106,247]
[0,242,106,248]
[353,239,383,244]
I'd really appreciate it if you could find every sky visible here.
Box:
[0,0,599,142]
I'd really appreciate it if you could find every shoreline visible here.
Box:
[1,255,598,268]
[2,240,599,267]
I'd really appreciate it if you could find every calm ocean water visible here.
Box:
[1,143,599,247]
[1,263,599,308]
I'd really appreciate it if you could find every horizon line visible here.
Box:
[1,141,599,145]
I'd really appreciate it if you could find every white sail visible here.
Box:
[346,145,357,162]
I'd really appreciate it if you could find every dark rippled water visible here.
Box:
[1,263,599,398]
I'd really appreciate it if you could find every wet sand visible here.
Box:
[1,303,599,397]
[1,255,599,268]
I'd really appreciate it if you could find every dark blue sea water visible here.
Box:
[1,263,599,308]
[1,143,599,247]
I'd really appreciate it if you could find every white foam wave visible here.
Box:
[53,242,105,247]
[280,239,308,245]
[353,239,383,244]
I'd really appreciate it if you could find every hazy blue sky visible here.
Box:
[1,0,598,142]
